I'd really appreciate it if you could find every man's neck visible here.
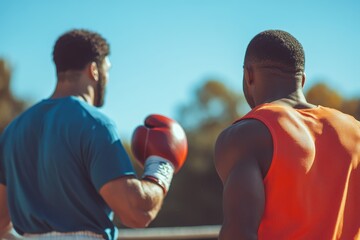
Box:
[50,83,93,106]
[260,90,316,109]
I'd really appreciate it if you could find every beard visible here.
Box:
[94,69,106,107]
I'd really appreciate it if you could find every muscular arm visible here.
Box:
[220,156,265,239]
[99,177,164,228]
[214,119,272,240]
[94,114,186,229]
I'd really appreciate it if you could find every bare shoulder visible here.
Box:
[214,118,273,183]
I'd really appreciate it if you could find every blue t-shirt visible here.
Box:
[0,96,136,240]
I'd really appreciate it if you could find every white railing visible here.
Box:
[117,225,221,240]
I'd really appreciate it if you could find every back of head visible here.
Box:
[53,29,110,73]
[244,30,305,73]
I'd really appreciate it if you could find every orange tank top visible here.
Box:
[237,103,360,240]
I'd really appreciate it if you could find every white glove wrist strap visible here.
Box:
[142,155,175,193]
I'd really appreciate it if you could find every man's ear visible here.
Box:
[301,72,306,87]
[244,65,254,86]
[89,62,99,81]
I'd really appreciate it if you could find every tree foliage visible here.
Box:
[306,82,360,120]
[0,59,28,133]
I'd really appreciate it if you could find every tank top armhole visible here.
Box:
[241,115,278,183]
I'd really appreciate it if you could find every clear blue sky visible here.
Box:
[1,0,359,140]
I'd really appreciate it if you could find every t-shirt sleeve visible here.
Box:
[85,122,136,191]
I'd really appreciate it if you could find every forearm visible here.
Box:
[100,176,165,228]
[139,179,164,209]
[122,179,164,228]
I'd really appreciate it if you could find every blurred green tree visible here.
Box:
[0,59,28,133]
[341,99,360,120]
[306,83,343,109]
[306,82,360,120]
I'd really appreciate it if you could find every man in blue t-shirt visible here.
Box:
[0,29,187,240]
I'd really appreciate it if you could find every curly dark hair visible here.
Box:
[244,30,305,72]
[53,29,110,73]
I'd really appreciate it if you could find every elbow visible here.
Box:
[120,196,159,228]
[132,211,154,228]
[109,178,163,228]
[126,190,162,228]
[121,209,156,228]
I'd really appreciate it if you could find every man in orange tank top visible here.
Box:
[214,30,360,240]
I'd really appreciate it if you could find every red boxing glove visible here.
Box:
[131,114,188,192]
